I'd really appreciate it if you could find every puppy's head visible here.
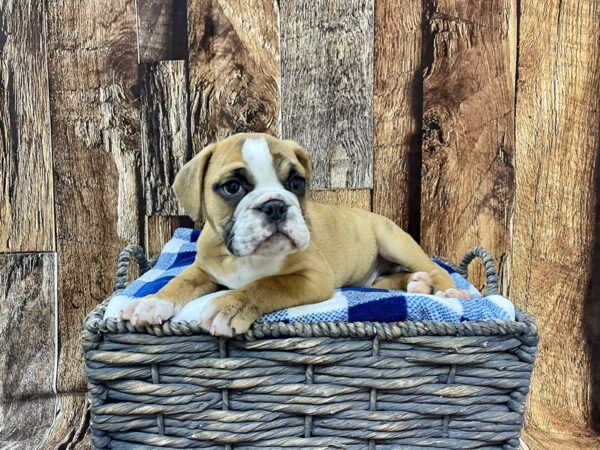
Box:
[173,133,311,257]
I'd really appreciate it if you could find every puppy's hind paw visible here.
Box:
[407,272,434,294]
[435,288,472,299]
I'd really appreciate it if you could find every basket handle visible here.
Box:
[113,244,151,291]
[457,246,500,295]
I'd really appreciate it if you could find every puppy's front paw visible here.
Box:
[121,297,179,326]
[407,272,433,294]
[435,288,472,299]
[198,294,260,337]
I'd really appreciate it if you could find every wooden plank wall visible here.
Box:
[0,0,599,448]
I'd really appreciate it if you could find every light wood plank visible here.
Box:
[0,253,56,449]
[280,0,374,190]
[47,0,141,392]
[38,393,92,450]
[141,60,190,215]
[420,0,516,288]
[135,0,188,63]
[373,0,422,236]
[511,0,600,436]
[310,190,371,211]
[187,0,279,152]
[0,0,54,252]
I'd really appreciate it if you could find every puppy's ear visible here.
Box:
[173,144,214,222]
[294,146,311,181]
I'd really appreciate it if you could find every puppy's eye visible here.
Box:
[223,180,241,196]
[289,175,305,195]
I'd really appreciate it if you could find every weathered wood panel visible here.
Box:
[145,215,194,258]
[0,0,54,252]
[511,0,600,438]
[187,0,279,152]
[135,0,187,63]
[38,393,92,450]
[47,0,141,392]
[141,61,189,215]
[373,0,422,236]
[280,0,374,190]
[310,190,371,211]
[420,0,515,289]
[0,254,55,449]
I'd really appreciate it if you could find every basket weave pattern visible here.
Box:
[83,247,538,449]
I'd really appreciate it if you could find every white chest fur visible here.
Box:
[206,254,285,289]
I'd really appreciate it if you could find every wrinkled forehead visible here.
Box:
[206,135,307,182]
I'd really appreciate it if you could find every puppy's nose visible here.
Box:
[260,199,288,223]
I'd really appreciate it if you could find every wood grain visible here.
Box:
[37,393,92,450]
[280,0,374,190]
[511,0,600,437]
[373,0,422,236]
[310,190,371,211]
[520,427,600,450]
[145,215,194,258]
[420,0,515,289]
[187,0,279,152]
[0,253,56,449]
[0,0,54,252]
[135,0,187,63]
[141,61,190,215]
[47,0,141,392]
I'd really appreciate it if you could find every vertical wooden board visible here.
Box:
[187,0,280,152]
[145,215,194,257]
[280,0,374,190]
[420,0,515,288]
[0,253,56,448]
[512,0,600,436]
[141,60,190,215]
[310,190,371,211]
[38,393,92,450]
[136,0,188,62]
[373,0,422,235]
[47,0,141,392]
[0,0,54,252]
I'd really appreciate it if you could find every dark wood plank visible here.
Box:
[280,0,374,190]
[373,0,422,236]
[141,60,190,215]
[47,0,141,392]
[187,0,279,152]
[135,0,187,62]
[0,253,56,449]
[145,215,194,257]
[0,0,54,252]
[420,0,515,289]
[511,0,600,437]
[310,190,371,211]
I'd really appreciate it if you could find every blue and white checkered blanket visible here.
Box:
[104,228,515,323]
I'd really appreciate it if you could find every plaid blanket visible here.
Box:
[104,228,515,323]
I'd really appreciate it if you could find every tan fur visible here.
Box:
[121,133,465,335]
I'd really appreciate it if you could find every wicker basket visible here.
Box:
[83,246,538,450]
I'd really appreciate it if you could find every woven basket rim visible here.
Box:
[83,295,537,340]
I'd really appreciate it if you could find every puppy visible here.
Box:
[121,133,468,336]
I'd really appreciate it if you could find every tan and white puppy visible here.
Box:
[121,133,468,336]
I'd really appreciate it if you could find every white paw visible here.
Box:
[196,294,259,337]
[435,288,472,299]
[121,297,179,326]
[407,272,433,294]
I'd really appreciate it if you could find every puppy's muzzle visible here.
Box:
[259,199,288,224]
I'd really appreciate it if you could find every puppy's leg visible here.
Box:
[372,216,469,298]
[121,264,218,326]
[373,271,434,294]
[199,270,335,337]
